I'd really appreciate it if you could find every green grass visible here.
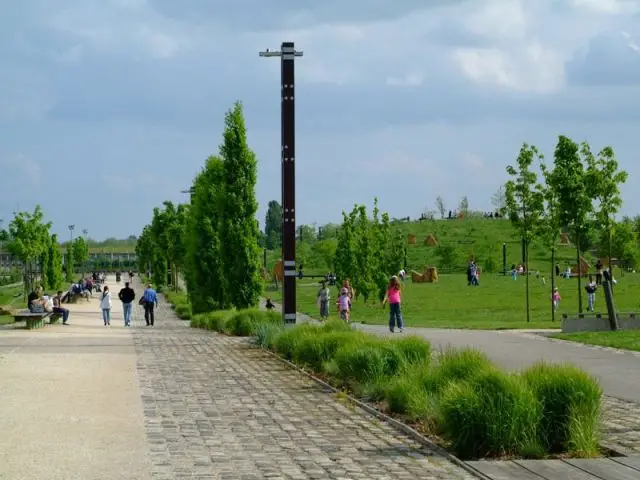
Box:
[265,218,592,274]
[551,330,640,352]
[264,273,640,329]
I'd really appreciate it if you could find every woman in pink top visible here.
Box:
[382,276,404,333]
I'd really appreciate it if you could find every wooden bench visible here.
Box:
[13,310,52,330]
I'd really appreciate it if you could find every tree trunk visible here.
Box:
[525,239,530,323]
[551,246,556,322]
[576,230,583,313]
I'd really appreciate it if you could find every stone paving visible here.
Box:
[131,299,475,479]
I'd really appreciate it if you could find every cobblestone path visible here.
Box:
[131,302,475,480]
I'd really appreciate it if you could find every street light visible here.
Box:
[68,224,75,242]
[259,42,303,325]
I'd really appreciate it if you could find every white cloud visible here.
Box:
[3,154,42,186]
[386,73,424,87]
[570,0,640,14]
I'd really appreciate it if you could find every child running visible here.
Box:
[337,287,351,322]
[383,275,404,333]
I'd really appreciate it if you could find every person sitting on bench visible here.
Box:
[53,291,70,325]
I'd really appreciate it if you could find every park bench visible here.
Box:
[12,310,58,329]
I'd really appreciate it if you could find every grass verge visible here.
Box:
[551,330,640,352]
[184,302,603,461]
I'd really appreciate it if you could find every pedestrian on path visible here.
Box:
[585,275,597,312]
[383,275,404,333]
[52,290,70,325]
[118,282,135,327]
[142,283,158,327]
[100,286,112,326]
[316,281,330,321]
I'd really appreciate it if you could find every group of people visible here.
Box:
[313,275,405,333]
[25,278,159,328]
[98,282,158,327]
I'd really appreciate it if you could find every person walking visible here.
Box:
[100,286,112,326]
[316,281,331,321]
[142,283,158,327]
[383,275,404,333]
[118,282,136,327]
[585,275,597,312]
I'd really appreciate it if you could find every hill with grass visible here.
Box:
[265,217,590,276]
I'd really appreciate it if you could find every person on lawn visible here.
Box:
[383,275,404,333]
[337,287,351,323]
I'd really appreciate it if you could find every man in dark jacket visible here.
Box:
[118,282,136,327]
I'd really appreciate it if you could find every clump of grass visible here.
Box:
[255,323,285,349]
[293,330,364,371]
[225,308,281,336]
[324,338,407,385]
[438,370,543,459]
[522,361,602,456]
[423,347,496,394]
[174,302,192,319]
[190,310,233,331]
[383,363,435,422]
[273,324,319,360]
[391,335,431,365]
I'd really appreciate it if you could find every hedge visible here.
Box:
[188,313,602,460]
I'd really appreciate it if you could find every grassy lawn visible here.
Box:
[0,284,23,325]
[264,272,640,329]
[551,331,640,352]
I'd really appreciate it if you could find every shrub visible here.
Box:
[205,310,233,332]
[255,323,285,349]
[383,366,434,421]
[273,324,319,360]
[391,336,431,365]
[174,302,192,320]
[320,319,352,333]
[423,347,496,394]
[293,330,366,371]
[324,338,406,385]
[226,308,281,336]
[438,370,542,459]
[522,362,601,456]
[190,313,207,329]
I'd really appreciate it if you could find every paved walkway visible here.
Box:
[0,279,474,479]
[0,282,151,480]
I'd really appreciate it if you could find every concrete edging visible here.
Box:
[255,344,491,480]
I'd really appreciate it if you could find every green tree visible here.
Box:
[218,101,262,309]
[7,206,52,293]
[459,196,470,216]
[537,162,562,322]
[585,145,628,273]
[435,196,446,219]
[353,205,376,301]
[65,243,74,282]
[184,156,227,313]
[149,205,169,287]
[45,234,64,290]
[601,220,638,270]
[72,236,89,275]
[503,143,545,322]
[264,200,282,250]
[334,210,357,288]
[135,226,154,274]
[547,136,594,312]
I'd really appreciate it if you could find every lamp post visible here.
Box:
[259,42,303,324]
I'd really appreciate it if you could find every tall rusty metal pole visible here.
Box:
[260,42,303,324]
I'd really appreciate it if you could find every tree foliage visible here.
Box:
[435,196,446,219]
[217,101,262,309]
[334,199,404,302]
[72,236,89,273]
[264,200,283,249]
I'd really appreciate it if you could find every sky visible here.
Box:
[1,0,640,241]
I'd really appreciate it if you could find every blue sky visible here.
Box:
[1,0,640,241]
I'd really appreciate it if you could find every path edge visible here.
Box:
[254,343,490,480]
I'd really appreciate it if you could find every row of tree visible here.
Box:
[135,102,263,314]
[3,206,64,293]
[503,135,628,319]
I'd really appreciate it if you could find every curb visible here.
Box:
[257,345,491,480]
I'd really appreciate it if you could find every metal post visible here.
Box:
[260,42,303,324]
[502,243,507,276]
